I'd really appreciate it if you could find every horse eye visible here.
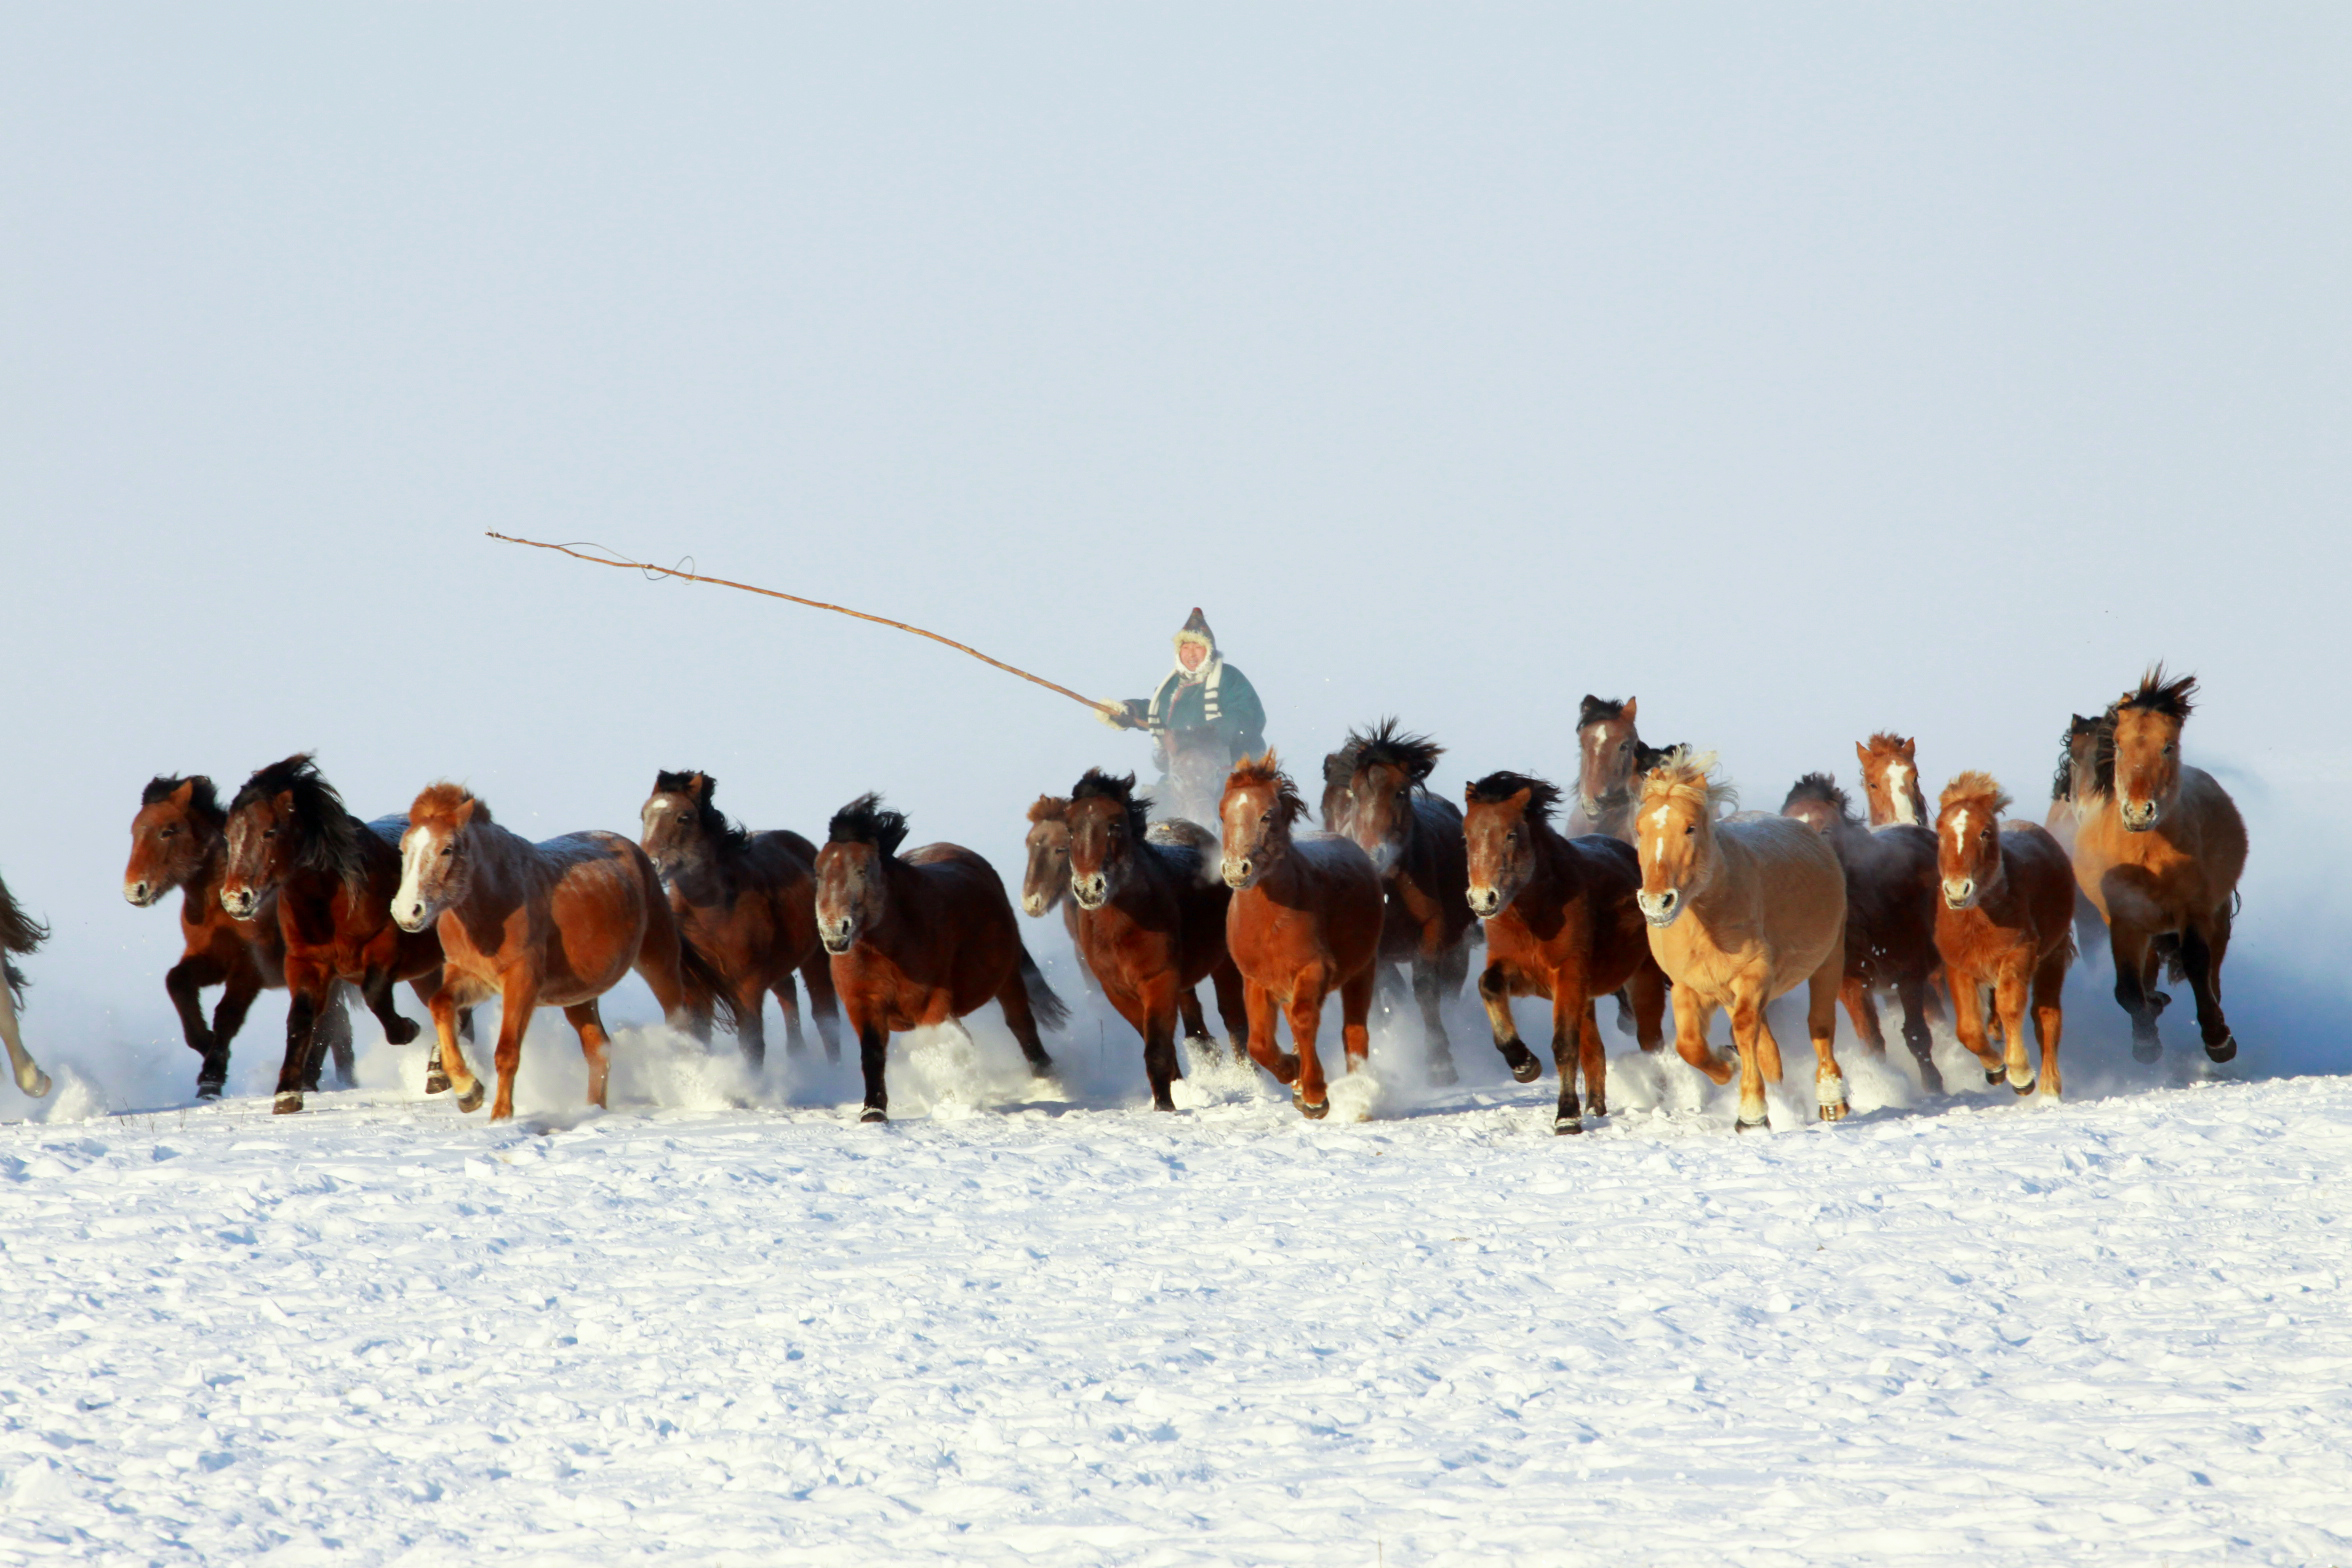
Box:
[263,827,277,839]
[441,843,455,857]
[1684,825,1696,837]
[160,825,178,838]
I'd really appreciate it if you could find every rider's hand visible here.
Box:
[1096,705,1134,731]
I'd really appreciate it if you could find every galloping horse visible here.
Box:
[1635,751,1850,1131]
[1780,773,1944,1092]
[641,770,841,1068]
[815,794,1064,1123]
[1933,772,2077,1098]
[1855,734,1929,828]
[1568,696,1680,841]
[2044,711,2117,962]
[0,870,53,1099]
[220,755,450,1114]
[2067,669,2248,1063]
[1462,771,1665,1132]
[1219,752,1385,1120]
[1063,770,1250,1109]
[1325,721,1475,1084]
[394,783,736,1121]
[124,774,352,1098]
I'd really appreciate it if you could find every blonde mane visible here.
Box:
[409,780,487,831]
[1939,770,2011,817]
[1637,747,1738,820]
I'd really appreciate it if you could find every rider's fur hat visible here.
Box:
[1175,606,1215,654]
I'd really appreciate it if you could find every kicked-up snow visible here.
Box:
[2,1025,2349,1566]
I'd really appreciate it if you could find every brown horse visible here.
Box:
[816,794,1065,1123]
[1462,771,1666,1132]
[124,774,353,1098]
[640,770,841,1068]
[1325,721,1476,1084]
[221,755,451,1114]
[1780,773,1945,1092]
[1934,772,2077,1098]
[0,870,53,1099]
[1567,696,1681,841]
[394,783,736,1121]
[1219,752,1385,1119]
[2044,711,2118,963]
[2068,669,2248,1063]
[1855,733,1930,829]
[1064,769,1250,1109]
[1636,751,1850,1131]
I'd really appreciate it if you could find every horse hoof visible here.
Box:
[2205,1034,2238,1064]
[1553,1115,1581,1136]
[1736,1116,1769,1134]
[1426,1058,1459,1087]
[2010,1073,2038,1097]
[424,1067,451,1095]
[1506,1050,1541,1085]
[2132,1040,2162,1065]
[859,1107,888,1125]
[196,1077,225,1102]
[1293,1094,1330,1120]
[454,1082,486,1114]
[1985,1067,2004,1086]
[1817,1101,1848,1123]
[272,1092,303,1116]
[1026,1055,1056,1078]
[386,1018,420,1046]
[22,1071,52,1100]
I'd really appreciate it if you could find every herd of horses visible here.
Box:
[0,666,2247,1136]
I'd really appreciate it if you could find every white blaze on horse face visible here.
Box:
[1884,762,1918,824]
[395,826,442,931]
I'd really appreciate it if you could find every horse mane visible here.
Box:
[1226,751,1307,831]
[1782,772,1859,825]
[1577,695,1630,730]
[1465,770,1565,824]
[1071,769,1153,841]
[411,780,490,831]
[230,754,375,889]
[1633,739,1679,774]
[1639,748,1738,818]
[654,769,749,850]
[1341,718,1444,788]
[1862,731,1913,757]
[1026,794,1070,826]
[2118,665,2197,721]
[1940,770,2012,818]
[828,792,910,857]
[2050,712,2117,803]
[143,773,224,826]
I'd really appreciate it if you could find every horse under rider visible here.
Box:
[1102,608,1267,819]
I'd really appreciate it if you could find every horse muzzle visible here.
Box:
[219,886,259,920]
[1466,885,1504,919]
[1070,873,1109,910]
[818,920,856,955]
[392,900,436,934]
[1636,888,1682,928]
[2120,800,2162,832]
[124,880,157,908]
[1020,892,1047,917]
[1941,879,1979,911]
[1221,857,1257,890]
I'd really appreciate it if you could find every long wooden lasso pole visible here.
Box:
[485,531,1126,721]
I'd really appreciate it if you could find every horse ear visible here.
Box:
[1901,737,1917,758]
[1622,697,1637,723]
[688,773,714,803]
[456,796,486,828]
[1506,787,1533,815]
[1854,740,1871,766]
[274,789,297,816]
[170,779,197,807]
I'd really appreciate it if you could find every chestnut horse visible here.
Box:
[1462,771,1666,1132]
[641,770,841,1068]
[1325,721,1476,1084]
[2068,669,2248,1063]
[221,755,451,1114]
[1064,769,1250,1109]
[1934,772,2077,1098]
[1780,774,1944,1092]
[124,774,353,1098]
[1219,752,1385,1120]
[1855,734,1929,829]
[1025,794,1228,1045]
[394,783,736,1121]
[1568,696,1681,841]
[0,870,53,1099]
[816,794,1065,1123]
[1636,751,1850,1131]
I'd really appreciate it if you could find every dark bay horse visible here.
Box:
[641,770,841,1068]
[220,755,450,1114]
[1325,721,1475,1084]
[1934,772,2077,1098]
[1568,696,1680,841]
[1780,773,1945,1092]
[1064,769,1249,1109]
[1463,771,1665,1132]
[1219,752,1385,1119]
[124,774,352,1098]
[0,870,52,1098]
[395,783,735,1121]
[2068,669,2248,1063]
[2045,711,2118,964]
[816,794,1065,1123]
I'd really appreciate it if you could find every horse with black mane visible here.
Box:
[817,794,1065,1123]
[0,870,53,1099]
[1568,696,1680,841]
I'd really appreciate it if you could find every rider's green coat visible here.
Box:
[1145,660,1266,763]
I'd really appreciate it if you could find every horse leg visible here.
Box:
[196,958,254,1098]
[1287,980,1331,1118]
[1412,960,1458,1086]
[1993,962,2036,1094]
[1841,976,1886,1056]
[1210,958,1251,1064]
[1945,965,2001,1084]
[770,973,800,1060]
[800,955,844,1064]
[1177,987,1211,1046]
[165,954,225,1081]
[856,1015,892,1124]
[994,970,1056,1078]
[732,978,768,1070]
[1627,964,1667,1053]
[2179,921,2236,1063]
[0,974,49,1100]
[1238,980,1296,1084]
[2030,952,2067,1101]
[1138,977,1183,1113]
[410,975,456,1095]
[1478,962,1542,1083]
[1807,953,1849,1121]
[1612,987,1637,1040]
[302,981,356,1093]
[565,1000,612,1109]
[1547,978,1592,1134]
[360,965,421,1047]
[1339,965,1375,1076]
[1670,984,1732,1087]
[273,964,333,1114]
[428,988,483,1113]
[2109,923,2163,1062]
[1894,972,1943,1094]
[1726,987,1770,1131]
[488,974,538,1121]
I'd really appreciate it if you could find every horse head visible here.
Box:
[1575,696,1644,820]
[395,782,488,933]
[125,775,222,908]
[221,754,354,920]
[816,793,909,953]
[1335,720,1442,876]
[1855,733,1926,828]
[1779,772,1856,843]
[641,770,740,881]
[2111,667,2197,832]
[1020,796,1072,917]
[1935,772,2011,910]
[1463,771,1562,918]
[1634,749,1735,929]
[1219,751,1303,891]
[1066,771,1150,911]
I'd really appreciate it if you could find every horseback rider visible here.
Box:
[1102,608,1267,819]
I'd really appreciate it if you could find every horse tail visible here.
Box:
[2,956,26,1010]
[0,876,47,958]
[1017,943,1070,1033]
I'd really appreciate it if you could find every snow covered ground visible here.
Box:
[4,1014,2349,1567]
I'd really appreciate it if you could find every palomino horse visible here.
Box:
[641,770,841,1067]
[221,755,451,1114]
[394,783,736,1121]
[816,794,1065,1123]
[1462,771,1666,1132]
[124,774,353,1098]
[2068,669,2248,1063]
[1635,751,1850,1131]
[1219,752,1385,1120]
[1567,696,1681,841]
[1855,734,1929,828]
[1064,770,1250,1109]
[1934,772,2077,1099]
[0,870,53,1099]
[1780,773,1945,1092]
[1325,721,1475,1084]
